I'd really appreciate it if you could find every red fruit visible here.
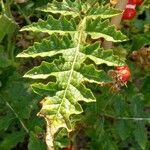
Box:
[122,0,136,20]
[115,65,130,71]
[122,8,136,20]
[128,0,136,4]
[115,66,131,82]
[132,0,144,5]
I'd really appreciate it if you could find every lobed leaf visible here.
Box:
[23,54,112,147]
[86,18,128,42]
[17,34,125,66]
[20,16,77,35]
[87,4,122,19]
[38,1,121,19]
[37,0,80,16]
[18,1,128,147]
[17,34,75,58]
[81,43,125,66]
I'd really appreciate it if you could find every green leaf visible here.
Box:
[24,56,100,147]
[132,32,150,50]
[0,14,16,42]
[37,0,80,16]
[79,64,112,83]
[0,75,41,120]
[17,35,125,66]
[32,82,61,96]
[20,16,77,35]
[82,43,125,66]
[0,114,15,131]
[0,56,12,68]
[54,128,70,149]
[0,130,25,150]
[17,34,75,58]
[17,1,129,147]
[38,1,121,19]
[134,122,147,150]
[24,59,111,84]
[130,93,145,117]
[115,120,131,140]
[86,18,128,42]
[87,4,122,19]
[28,132,46,150]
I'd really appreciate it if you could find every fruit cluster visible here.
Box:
[115,66,131,82]
[108,65,131,91]
[122,0,144,20]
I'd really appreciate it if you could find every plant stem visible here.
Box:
[103,0,128,49]
[5,0,13,18]
[0,0,5,12]
[0,0,17,62]
[117,117,150,121]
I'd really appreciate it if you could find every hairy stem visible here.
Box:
[103,0,128,49]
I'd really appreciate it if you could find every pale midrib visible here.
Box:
[53,20,84,123]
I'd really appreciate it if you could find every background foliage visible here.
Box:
[0,0,149,150]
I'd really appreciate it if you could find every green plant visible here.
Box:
[0,0,150,150]
[16,0,129,148]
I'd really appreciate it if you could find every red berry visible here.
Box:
[115,65,130,71]
[117,70,131,82]
[122,8,136,20]
[115,66,131,82]
[132,0,144,5]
